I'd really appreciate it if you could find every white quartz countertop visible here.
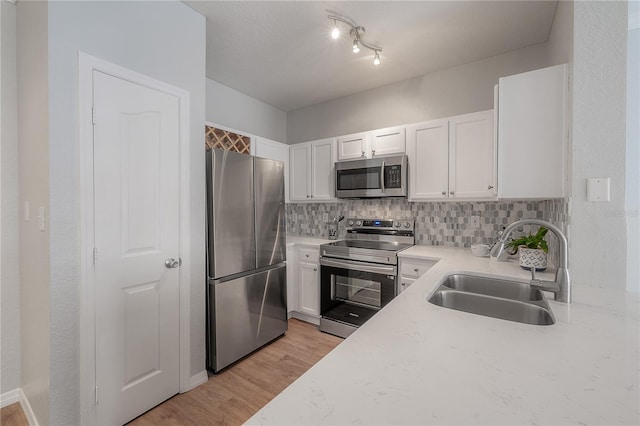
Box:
[248,245,640,425]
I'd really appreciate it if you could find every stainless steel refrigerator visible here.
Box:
[206,148,287,372]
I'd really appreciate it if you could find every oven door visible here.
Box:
[320,257,397,327]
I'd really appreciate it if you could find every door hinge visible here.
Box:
[92,106,96,125]
[93,247,98,266]
[95,385,99,405]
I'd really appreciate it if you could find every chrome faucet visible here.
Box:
[490,219,570,303]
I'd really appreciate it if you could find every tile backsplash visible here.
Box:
[286,199,568,249]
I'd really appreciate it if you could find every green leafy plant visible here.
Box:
[506,226,549,254]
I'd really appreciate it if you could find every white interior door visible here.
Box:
[93,70,180,425]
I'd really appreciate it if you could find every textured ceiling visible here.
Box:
[186,1,558,112]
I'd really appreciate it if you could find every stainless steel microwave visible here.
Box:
[335,155,408,199]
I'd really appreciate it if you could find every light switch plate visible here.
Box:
[587,177,610,202]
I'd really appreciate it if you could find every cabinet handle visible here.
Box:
[450,191,455,195]
[413,268,418,272]
[361,151,365,157]
[441,191,446,196]
[372,149,376,156]
[313,268,317,272]
[306,195,310,198]
[306,254,309,258]
[401,282,406,287]
[488,185,494,190]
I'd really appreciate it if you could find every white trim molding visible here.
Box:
[630,11,640,31]
[78,51,192,424]
[183,371,208,393]
[0,388,20,407]
[1,388,40,426]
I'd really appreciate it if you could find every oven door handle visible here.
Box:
[320,258,396,275]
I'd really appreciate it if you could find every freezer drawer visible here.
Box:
[207,264,287,372]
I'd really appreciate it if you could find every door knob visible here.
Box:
[165,258,180,269]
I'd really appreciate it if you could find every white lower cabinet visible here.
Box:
[287,245,321,324]
[398,257,437,294]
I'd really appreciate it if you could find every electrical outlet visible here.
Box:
[471,215,480,228]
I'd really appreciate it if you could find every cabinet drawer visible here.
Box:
[297,248,319,263]
[400,259,436,278]
[398,277,416,294]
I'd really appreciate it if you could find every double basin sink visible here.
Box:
[428,274,555,325]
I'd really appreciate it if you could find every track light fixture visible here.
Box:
[331,20,340,39]
[328,13,382,66]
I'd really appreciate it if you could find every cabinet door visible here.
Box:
[498,64,567,199]
[398,277,415,294]
[449,110,495,199]
[255,137,290,203]
[407,119,449,200]
[298,261,319,317]
[371,126,406,157]
[289,143,311,201]
[311,139,336,201]
[337,132,370,160]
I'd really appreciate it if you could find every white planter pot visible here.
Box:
[519,248,547,271]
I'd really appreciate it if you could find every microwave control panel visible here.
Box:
[384,165,402,188]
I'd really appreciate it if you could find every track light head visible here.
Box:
[352,39,360,53]
[373,51,381,65]
[331,20,340,39]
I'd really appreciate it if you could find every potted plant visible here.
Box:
[506,226,549,271]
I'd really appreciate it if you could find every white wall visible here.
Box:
[286,42,557,143]
[546,0,574,66]
[571,1,628,290]
[0,0,21,396]
[46,1,206,424]
[206,78,287,142]
[16,1,50,423]
[627,21,639,292]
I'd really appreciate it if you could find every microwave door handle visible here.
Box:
[380,161,385,193]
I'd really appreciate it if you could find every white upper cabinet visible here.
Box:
[370,126,406,157]
[289,143,311,202]
[337,128,406,161]
[407,111,495,201]
[497,64,568,199]
[407,119,449,200]
[289,138,337,202]
[311,139,336,200]
[254,137,290,203]
[449,111,496,199]
[337,132,370,161]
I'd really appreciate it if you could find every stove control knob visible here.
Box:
[394,221,401,228]
[348,220,354,226]
[404,222,411,229]
[355,220,362,226]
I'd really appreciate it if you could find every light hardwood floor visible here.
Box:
[129,318,342,425]
[0,402,28,426]
[0,319,339,426]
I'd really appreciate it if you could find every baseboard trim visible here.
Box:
[0,388,39,425]
[181,370,208,393]
[19,388,39,426]
[0,388,20,408]
[290,311,320,326]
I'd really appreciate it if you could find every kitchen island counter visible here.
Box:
[247,245,640,425]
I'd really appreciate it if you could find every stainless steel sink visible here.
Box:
[428,274,555,325]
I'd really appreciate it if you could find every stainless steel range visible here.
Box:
[319,218,415,338]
